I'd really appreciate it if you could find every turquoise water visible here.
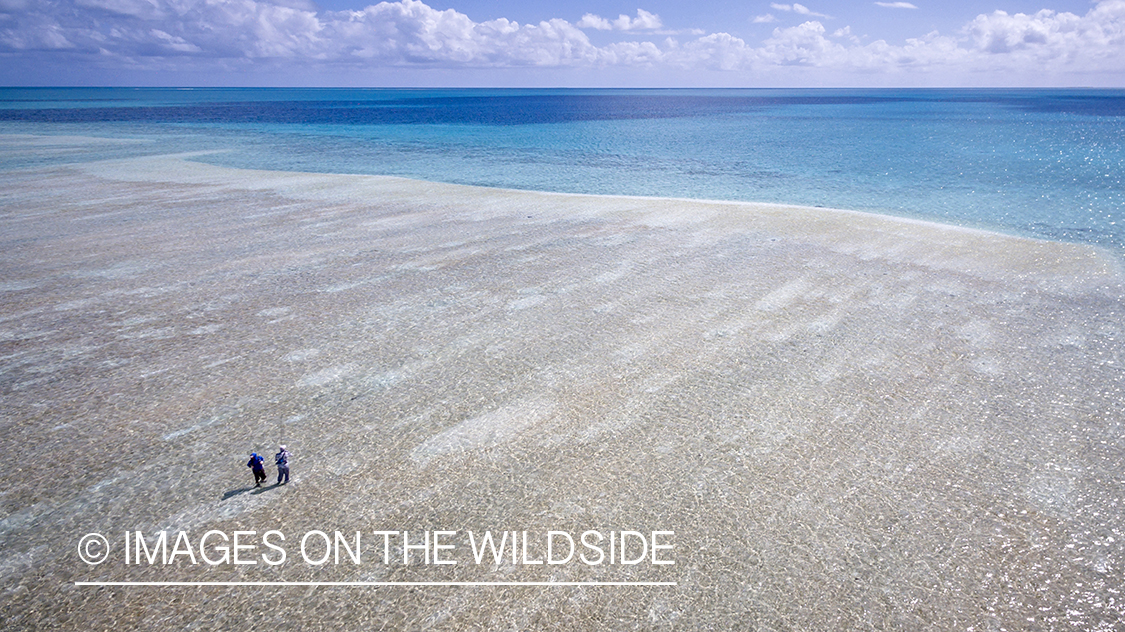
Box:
[1,87,1123,252]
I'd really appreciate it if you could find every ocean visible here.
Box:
[1,87,1123,253]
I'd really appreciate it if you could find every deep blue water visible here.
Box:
[1,87,1123,252]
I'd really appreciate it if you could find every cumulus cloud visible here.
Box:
[875,2,918,9]
[577,9,662,31]
[576,13,612,30]
[753,14,779,24]
[328,3,603,66]
[956,0,1125,77]
[966,6,1101,55]
[0,0,1122,83]
[756,20,968,70]
[0,0,606,65]
[759,21,842,65]
[670,31,757,70]
[832,25,860,44]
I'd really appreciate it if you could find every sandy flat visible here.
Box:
[1,147,1124,630]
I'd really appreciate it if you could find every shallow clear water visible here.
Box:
[1,87,1123,252]
[3,95,1125,630]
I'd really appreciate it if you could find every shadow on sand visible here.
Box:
[221,484,281,500]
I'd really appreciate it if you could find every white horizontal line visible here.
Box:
[76,581,676,587]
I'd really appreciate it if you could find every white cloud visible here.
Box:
[759,21,842,65]
[770,3,832,19]
[0,17,74,50]
[329,3,598,66]
[758,20,969,70]
[0,0,1123,84]
[966,7,1094,54]
[577,9,662,31]
[150,29,201,53]
[832,25,860,44]
[601,39,664,64]
[956,1,1125,78]
[576,13,612,30]
[753,14,778,24]
[875,2,918,9]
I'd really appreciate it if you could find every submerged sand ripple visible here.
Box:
[1,149,1124,630]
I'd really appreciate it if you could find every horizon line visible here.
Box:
[1,85,1118,90]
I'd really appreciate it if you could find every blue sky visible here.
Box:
[1,0,1122,86]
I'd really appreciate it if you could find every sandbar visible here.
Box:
[1,146,1124,629]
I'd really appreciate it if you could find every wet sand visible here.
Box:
[2,145,1124,630]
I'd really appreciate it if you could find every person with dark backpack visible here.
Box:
[247,452,266,487]
[275,445,290,485]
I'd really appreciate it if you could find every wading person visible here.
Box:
[247,452,266,487]
[275,445,290,485]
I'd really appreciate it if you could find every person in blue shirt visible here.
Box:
[247,452,266,487]
[275,445,290,485]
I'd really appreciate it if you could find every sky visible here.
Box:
[0,0,1123,86]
